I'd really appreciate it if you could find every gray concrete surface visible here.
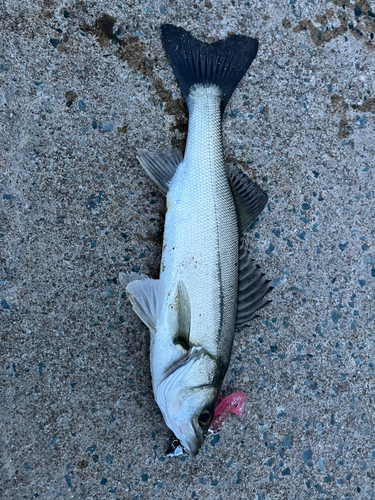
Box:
[1,0,375,499]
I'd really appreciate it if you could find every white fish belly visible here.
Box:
[157,86,239,366]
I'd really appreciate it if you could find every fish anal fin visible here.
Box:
[228,164,268,233]
[137,149,183,195]
[236,240,273,328]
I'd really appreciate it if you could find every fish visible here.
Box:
[119,24,272,456]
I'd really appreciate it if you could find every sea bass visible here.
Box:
[120,25,272,455]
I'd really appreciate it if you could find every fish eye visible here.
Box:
[198,409,213,427]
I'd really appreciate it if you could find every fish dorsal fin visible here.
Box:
[137,149,183,195]
[119,272,163,332]
[236,239,273,328]
[227,164,268,233]
[172,281,191,351]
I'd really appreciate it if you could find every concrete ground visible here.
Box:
[1,0,375,499]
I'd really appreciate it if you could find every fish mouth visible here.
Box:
[185,442,201,456]
[165,435,202,457]
[178,427,203,456]
[163,417,206,457]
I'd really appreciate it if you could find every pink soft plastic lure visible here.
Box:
[209,392,248,432]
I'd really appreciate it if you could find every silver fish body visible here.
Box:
[152,85,238,389]
[120,25,271,455]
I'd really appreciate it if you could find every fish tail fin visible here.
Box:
[160,24,258,109]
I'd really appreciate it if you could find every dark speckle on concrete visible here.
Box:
[64,475,72,488]
[302,449,313,466]
[1,298,10,309]
[282,435,292,448]
[265,243,275,255]
[210,434,220,447]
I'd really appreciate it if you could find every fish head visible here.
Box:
[155,346,221,456]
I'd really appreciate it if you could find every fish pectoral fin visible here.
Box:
[124,276,163,333]
[236,239,273,328]
[172,281,191,351]
[137,149,183,195]
[227,164,268,233]
[119,271,149,287]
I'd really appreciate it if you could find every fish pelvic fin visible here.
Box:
[137,149,183,194]
[122,275,163,333]
[160,24,258,110]
[236,239,273,328]
[172,281,191,351]
[228,164,268,233]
